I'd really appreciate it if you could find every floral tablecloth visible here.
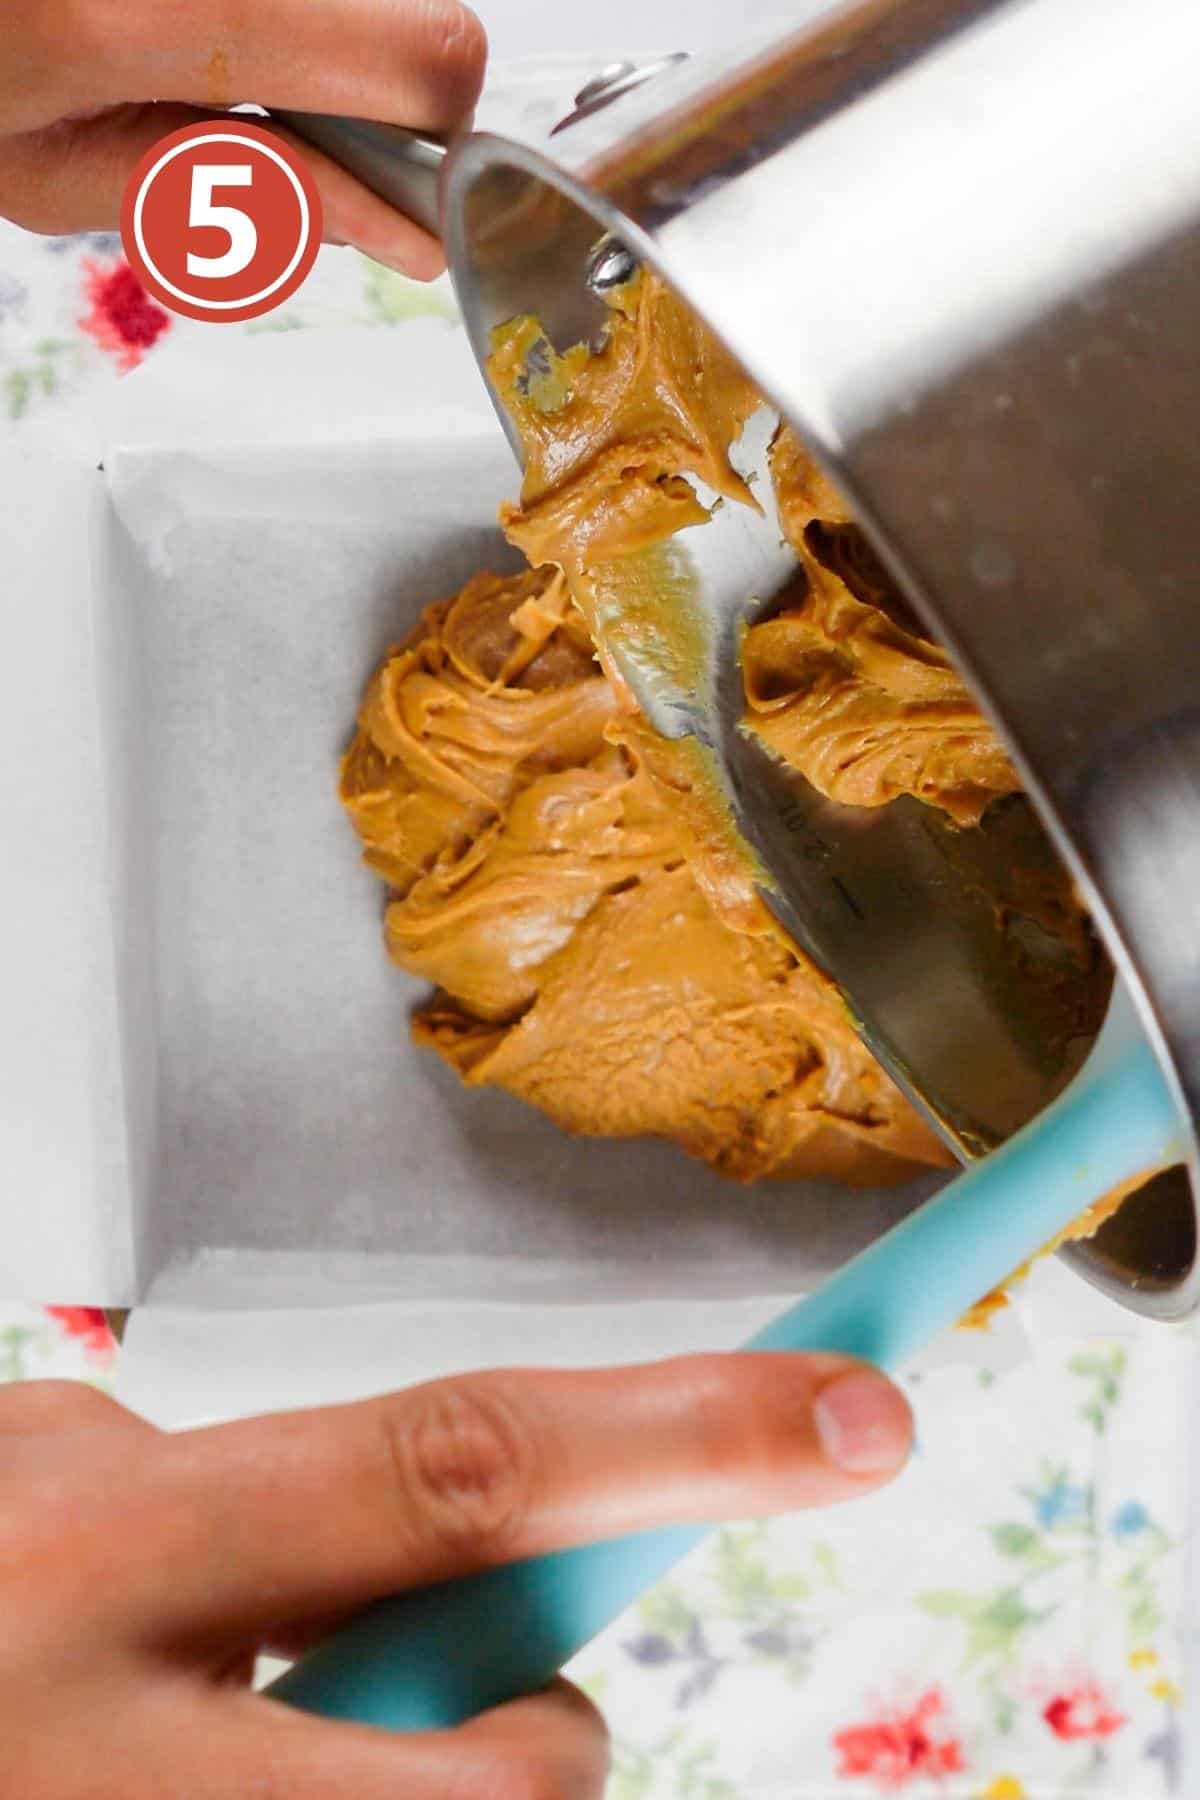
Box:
[2,209,1195,1798]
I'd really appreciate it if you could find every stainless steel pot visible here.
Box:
[283,0,1200,1318]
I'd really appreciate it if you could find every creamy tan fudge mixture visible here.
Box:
[340,270,1122,1298]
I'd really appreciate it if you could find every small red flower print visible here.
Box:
[1043,1680,1127,1740]
[80,257,170,370]
[44,1306,115,1361]
[833,1687,966,1788]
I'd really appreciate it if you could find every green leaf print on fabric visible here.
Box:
[918,1589,974,1620]
[610,1733,737,1800]
[1068,1346,1128,1435]
[712,1526,778,1620]
[361,258,458,326]
[618,1526,847,1708]
[1122,1564,1164,1646]
[0,1324,35,1381]
[912,1345,1181,1763]
[811,1541,844,1591]
[638,1587,698,1645]
[1115,1516,1172,1650]
[918,1586,1052,1672]
[4,337,80,418]
[0,1315,114,1389]
[965,1589,1053,1666]
[990,1524,1040,1559]
[245,313,309,334]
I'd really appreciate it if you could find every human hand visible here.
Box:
[0,0,486,275]
[1,1353,911,1795]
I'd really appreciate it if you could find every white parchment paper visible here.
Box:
[96,317,943,1311]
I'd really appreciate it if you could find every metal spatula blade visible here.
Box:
[589,408,1108,1160]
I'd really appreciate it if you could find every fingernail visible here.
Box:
[813,1369,911,1475]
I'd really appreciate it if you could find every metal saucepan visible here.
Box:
[281,0,1200,1318]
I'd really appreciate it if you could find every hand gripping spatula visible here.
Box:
[268,972,1179,1727]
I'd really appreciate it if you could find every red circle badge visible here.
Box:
[120,120,322,324]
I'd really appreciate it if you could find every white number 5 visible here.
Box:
[186,166,256,278]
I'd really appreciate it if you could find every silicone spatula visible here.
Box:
[268,978,1181,1729]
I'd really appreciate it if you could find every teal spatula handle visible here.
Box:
[269,998,1179,1730]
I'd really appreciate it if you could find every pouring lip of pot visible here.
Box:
[443,123,1200,1323]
